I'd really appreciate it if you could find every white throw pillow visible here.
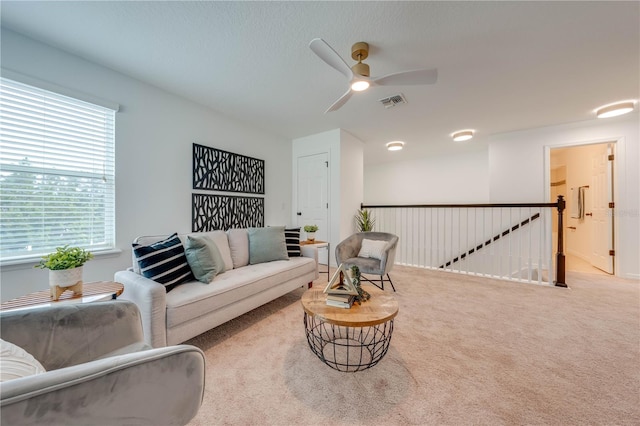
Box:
[207,230,234,271]
[357,239,388,260]
[0,338,46,382]
[227,228,249,268]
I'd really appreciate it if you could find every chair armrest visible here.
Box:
[0,301,144,371]
[379,237,399,275]
[0,345,205,426]
[115,270,168,348]
[335,234,361,265]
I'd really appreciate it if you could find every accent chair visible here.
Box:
[0,300,205,425]
[335,232,399,291]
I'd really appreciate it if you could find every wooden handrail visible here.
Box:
[361,202,560,209]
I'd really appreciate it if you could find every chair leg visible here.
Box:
[360,274,395,292]
[386,274,396,292]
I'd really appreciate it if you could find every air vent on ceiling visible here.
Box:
[378,93,407,109]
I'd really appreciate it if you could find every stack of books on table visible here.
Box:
[325,293,355,309]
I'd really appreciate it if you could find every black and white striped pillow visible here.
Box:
[285,227,301,257]
[133,233,194,291]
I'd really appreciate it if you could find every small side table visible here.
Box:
[0,281,124,312]
[300,240,330,281]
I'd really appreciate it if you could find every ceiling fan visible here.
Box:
[309,38,438,113]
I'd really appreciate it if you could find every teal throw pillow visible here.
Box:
[248,226,289,264]
[184,235,226,283]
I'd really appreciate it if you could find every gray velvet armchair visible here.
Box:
[335,232,399,291]
[0,300,205,425]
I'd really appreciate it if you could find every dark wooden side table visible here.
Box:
[0,281,124,312]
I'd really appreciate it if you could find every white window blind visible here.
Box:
[0,77,116,262]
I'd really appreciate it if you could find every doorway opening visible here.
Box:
[550,142,615,275]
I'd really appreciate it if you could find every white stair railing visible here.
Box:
[362,197,567,286]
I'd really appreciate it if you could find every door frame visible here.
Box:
[544,137,621,276]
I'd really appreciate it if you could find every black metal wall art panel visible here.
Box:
[193,143,265,194]
[192,194,264,232]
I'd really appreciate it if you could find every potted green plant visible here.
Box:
[35,245,93,300]
[355,209,375,232]
[303,224,318,242]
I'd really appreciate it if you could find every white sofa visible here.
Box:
[115,229,317,348]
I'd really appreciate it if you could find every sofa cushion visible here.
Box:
[227,228,249,268]
[164,257,316,328]
[133,233,194,291]
[247,226,289,264]
[207,231,234,271]
[0,338,46,382]
[185,234,226,283]
[285,227,301,257]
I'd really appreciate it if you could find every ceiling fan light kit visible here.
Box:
[309,38,438,113]
[351,80,370,91]
[595,101,635,118]
[452,130,474,142]
[386,141,405,151]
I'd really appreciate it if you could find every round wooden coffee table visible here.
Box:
[301,284,399,372]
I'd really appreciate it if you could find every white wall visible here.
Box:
[489,115,640,279]
[364,149,490,204]
[339,130,364,239]
[292,129,364,266]
[0,29,292,301]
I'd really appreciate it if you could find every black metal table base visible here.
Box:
[303,312,394,372]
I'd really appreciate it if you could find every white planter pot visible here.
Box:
[49,266,84,301]
[306,232,316,242]
[49,266,83,288]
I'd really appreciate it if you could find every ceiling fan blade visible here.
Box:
[325,88,353,113]
[309,38,354,80]
[373,68,438,86]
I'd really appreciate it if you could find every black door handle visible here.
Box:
[297,212,302,216]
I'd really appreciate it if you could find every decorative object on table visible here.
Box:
[192,193,264,232]
[192,143,264,194]
[350,265,370,304]
[355,209,375,232]
[303,224,318,242]
[35,246,93,301]
[324,263,358,308]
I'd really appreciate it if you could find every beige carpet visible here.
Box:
[185,266,639,425]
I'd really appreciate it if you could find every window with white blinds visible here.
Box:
[0,77,116,263]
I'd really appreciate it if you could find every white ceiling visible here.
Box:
[1,1,638,165]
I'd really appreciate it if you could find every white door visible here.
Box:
[590,143,614,274]
[296,153,329,263]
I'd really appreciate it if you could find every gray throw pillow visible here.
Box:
[184,235,226,283]
[248,226,289,264]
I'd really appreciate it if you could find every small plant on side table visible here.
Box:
[35,246,94,301]
[303,225,318,242]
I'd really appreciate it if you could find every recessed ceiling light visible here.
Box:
[596,101,635,118]
[452,130,474,142]
[386,141,404,151]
